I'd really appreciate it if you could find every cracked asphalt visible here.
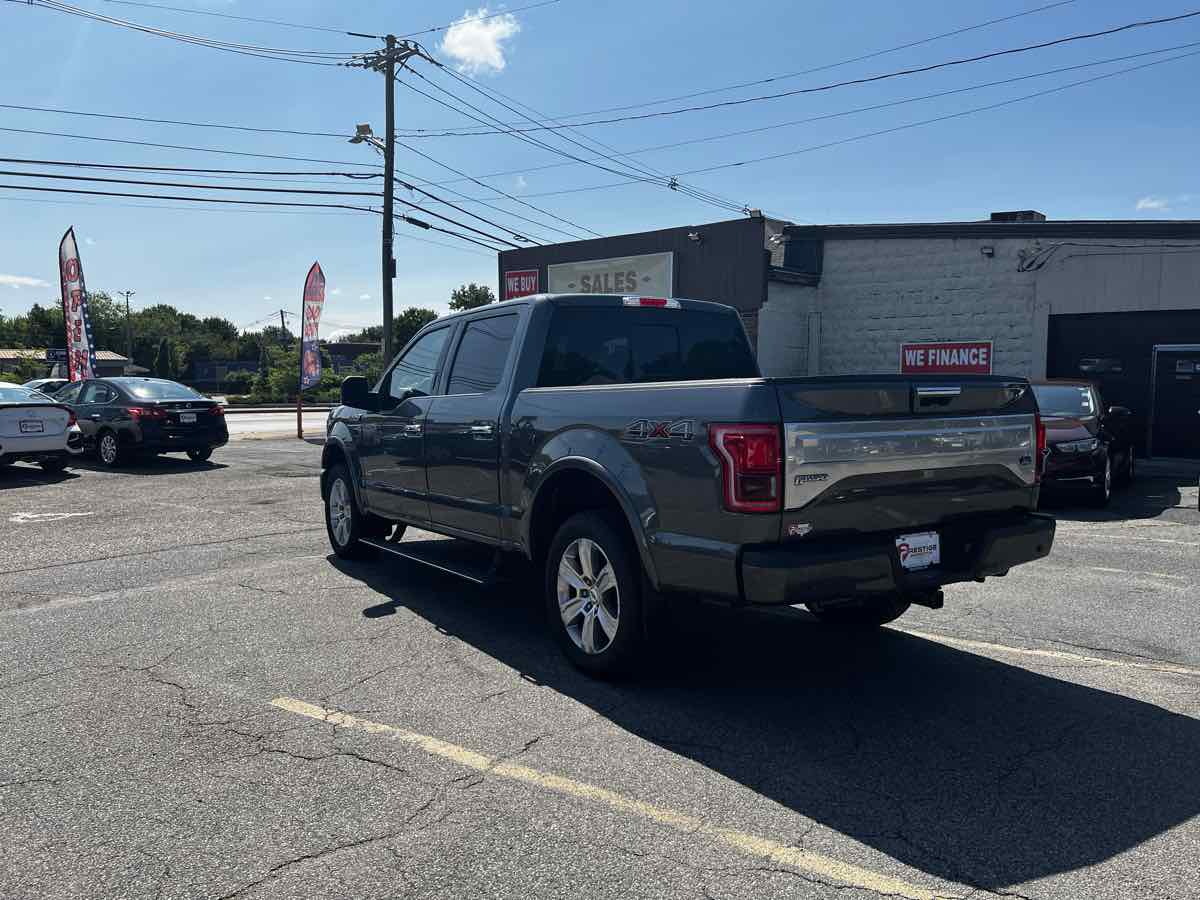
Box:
[1,441,1197,900]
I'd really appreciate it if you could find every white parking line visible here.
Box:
[271,697,961,900]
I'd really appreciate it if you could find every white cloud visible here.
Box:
[1136,196,1171,212]
[515,175,528,191]
[359,293,372,301]
[84,237,96,246]
[0,273,50,290]
[263,295,273,301]
[331,287,342,296]
[440,7,520,75]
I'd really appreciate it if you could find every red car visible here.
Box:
[1032,380,1136,507]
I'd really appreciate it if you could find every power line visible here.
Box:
[538,0,1080,120]
[0,168,382,197]
[390,193,521,249]
[0,125,378,167]
[0,101,350,138]
[0,182,380,210]
[392,213,506,252]
[399,0,564,39]
[0,155,377,178]
[99,0,379,37]
[409,9,1200,136]
[415,40,1200,188]
[396,178,540,244]
[455,46,1200,201]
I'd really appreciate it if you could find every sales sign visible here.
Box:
[503,269,539,301]
[298,261,326,391]
[547,251,674,297]
[901,341,993,375]
[58,227,97,382]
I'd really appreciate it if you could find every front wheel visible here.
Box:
[324,464,386,559]
[806,594,912,627]
[545,511,643,677]
[1090,455,1113,507]
[187,447,213,463]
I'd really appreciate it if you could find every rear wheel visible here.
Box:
[1122,449,1135,486]
[545,511,643,677]
[806,594,911,627]
[186,447,213,463]
[39,458,68,474]
[324,464,387,559]
[96,430,122,468]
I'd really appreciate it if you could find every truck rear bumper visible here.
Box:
[740,513,1055,606]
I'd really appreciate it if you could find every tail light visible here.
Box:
[128,406,167,422]
[1035,414,1047,484]
[709,424,782,513]
[208,405,225,417]
[622,296,680,309]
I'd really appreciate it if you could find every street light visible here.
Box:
[349,123,384,153]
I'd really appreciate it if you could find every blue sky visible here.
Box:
[1,0,1197,336]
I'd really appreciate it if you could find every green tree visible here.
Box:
[394,308,439,349]
[12,356,49,383]
[449,283,495,311]
[154,337,173,379]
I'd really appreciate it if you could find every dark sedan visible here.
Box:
[1032,380,1136,506]
[55,377,228,467]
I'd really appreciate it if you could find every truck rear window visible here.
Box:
[537,308,757,388]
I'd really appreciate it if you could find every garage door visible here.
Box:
[1047,311,1200,458]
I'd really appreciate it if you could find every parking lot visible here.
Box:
[1,439,1197,900]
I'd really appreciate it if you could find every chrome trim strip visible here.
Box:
[784,414,1037,510]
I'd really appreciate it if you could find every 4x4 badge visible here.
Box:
[624,419,695,442]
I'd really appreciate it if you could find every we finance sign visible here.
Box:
[901,341,993,375]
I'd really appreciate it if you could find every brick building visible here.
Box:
[498,212,1200,458]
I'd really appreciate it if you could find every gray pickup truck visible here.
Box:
[322,293,1054,675]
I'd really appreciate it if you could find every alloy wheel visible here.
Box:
[327,478,352,547]
[99,434,118,465]
[556,537,620,655]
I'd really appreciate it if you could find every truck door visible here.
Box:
[358,325,451,523]
[424,312,520,540]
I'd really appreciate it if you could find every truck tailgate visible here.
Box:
[772,375,1040,536]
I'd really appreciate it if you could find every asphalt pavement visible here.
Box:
[1,441,1197,900]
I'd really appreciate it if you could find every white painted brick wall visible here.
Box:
[757,281,815,376]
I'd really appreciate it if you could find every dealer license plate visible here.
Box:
[896,531,940,571]
[19,420,44,433]
[179,412,197,424]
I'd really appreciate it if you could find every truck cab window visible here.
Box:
[387,327,448,403]
[446,314,519,395]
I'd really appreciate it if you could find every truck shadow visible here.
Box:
[337,556,1200,893]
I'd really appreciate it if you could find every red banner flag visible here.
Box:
[299,262,326,391]
[58,227,97,381]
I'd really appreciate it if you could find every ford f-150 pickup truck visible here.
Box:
[322,293,1055,675]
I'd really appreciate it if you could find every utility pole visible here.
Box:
[279,309,288,344]
[118,290,135,365]
[348,37,429,366]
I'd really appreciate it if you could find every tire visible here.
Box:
[545,510,643,677]
[323,464,386,560]
[96,430,122,468]
[187,447,213,463]
[1090,454,1113,507]
[39,458,69,474]
[1122,449,1135,487]
[806,594,912,627]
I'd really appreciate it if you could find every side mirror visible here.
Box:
[340,376,375,411]
[1108,405,1132,418]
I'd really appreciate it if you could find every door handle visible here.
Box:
[469,424,495,438]
[401,423,423,435]
[89,414,101,420]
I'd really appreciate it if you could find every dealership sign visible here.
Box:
[901,341,993,374]
[547,251,673,296]
[503,268,539,301]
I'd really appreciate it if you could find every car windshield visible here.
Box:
[0,385,49,403]
[120,380,204,400]
[1033,385,1096,418]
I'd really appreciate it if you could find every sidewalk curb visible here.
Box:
[229,431,326,443]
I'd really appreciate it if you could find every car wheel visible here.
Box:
[1090,455,1112,507]
[805,594,912,627]
[1124,449,1135,486]
[39,458,68,474]
[323,464,385,560]
[545,511,643,677]
[96,430,122,468]
[186,448,213,463]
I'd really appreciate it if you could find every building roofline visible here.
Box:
[782,220,1200,241]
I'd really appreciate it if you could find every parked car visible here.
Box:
[22,377,70,397]
[1031,380,1136,506]
[54,377,228,467]
[321,293,1055,676]
[0,381,83,472]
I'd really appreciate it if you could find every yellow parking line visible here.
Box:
[270,697,960,900]
[894,628,1200,678]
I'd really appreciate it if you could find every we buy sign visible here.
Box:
[901,341,993,375]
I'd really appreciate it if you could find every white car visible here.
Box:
[0,382,84,472]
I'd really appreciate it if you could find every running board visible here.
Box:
[361,537,500,586]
